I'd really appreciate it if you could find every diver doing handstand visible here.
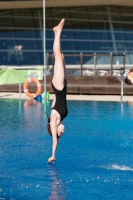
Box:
[47,19,68,163]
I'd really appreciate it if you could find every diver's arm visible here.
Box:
[48,115,58,163]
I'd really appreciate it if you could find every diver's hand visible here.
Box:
[47,156,56,163]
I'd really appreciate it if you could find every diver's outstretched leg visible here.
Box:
[52,19,65,90]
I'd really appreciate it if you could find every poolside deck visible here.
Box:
[1,92,133,102]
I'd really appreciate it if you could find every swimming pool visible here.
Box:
[0,98,133,200]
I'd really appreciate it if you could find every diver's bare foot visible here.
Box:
[53,19,65,33]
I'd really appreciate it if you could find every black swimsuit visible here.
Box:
[125,77,132,85]
[51,79,68,121]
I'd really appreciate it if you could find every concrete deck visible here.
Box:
[0,92,133,102]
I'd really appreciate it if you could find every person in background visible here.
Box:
[125,67,133,85]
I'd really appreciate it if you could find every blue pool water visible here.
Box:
[0,98,133,200]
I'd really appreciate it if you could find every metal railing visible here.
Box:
[46,52,128,100]
[46,52,126,76]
